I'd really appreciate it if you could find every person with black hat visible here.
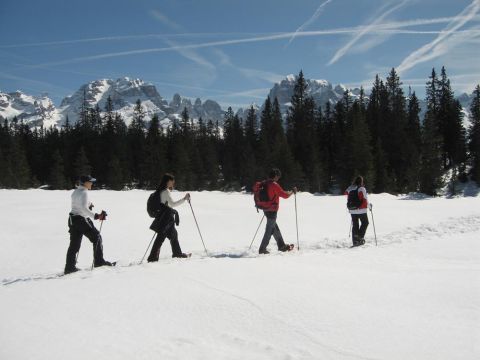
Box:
[64,175,113,274]
[258,168,297,255]
[147,173,191,261]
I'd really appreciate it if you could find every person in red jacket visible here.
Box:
[259,168,297,254]
[345,175,371,246]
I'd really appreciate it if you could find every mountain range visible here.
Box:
[0,76,476,128]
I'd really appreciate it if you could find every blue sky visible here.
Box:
[0,0,479,109]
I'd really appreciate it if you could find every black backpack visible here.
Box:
[253,180,273,211]
[147,190,161,218]
[347,187,362,210]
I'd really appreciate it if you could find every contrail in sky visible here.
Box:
[286,0,333,47]
[397,0,480,74]
[12,17,480,69]
[328,0,409,65]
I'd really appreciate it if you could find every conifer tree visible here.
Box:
[420,69,443,195]
[201,119,221,189]
[48,149,68,189]
[404,91,422,191]
[437,67,467,172]
[385,68,409,192]
[73,147,92,178]
[0,146,9,188]
[127,99,146,186]
[8,138,32,189]
[343,99,375,190]
[286,71,322,191]
[106,156,124,190]
[469,85,480,182]
[141,114,165,189]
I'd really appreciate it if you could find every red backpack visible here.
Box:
[253,180,273,211]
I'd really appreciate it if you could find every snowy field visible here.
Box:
[1,189,479,360]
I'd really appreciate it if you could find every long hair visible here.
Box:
[353,176,364,187]
[158,173,175,191]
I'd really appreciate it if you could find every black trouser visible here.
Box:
[148,225,183,260]
[65,214,105,270]
[259,211,287,252]
[351,213,369,242]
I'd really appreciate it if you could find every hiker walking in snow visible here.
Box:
[345,176,371,247]
[147,173,191,261]
[64,175,113,274]
[255,168,297,254]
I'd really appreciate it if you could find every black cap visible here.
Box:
[79,175,96,184]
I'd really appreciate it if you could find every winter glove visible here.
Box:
[89,203,94,211]
[368,203,373,210]
[292,187,298,194]
[94,210,108,221]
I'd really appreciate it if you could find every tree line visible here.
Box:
[0,67,479,195]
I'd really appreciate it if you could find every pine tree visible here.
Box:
[385,68,409,192]
[244,105,258,150]
[142,114,166,189]
[437,67,467,171]
[469,85,480,182]
[317,102,335,191]
[201,119,221,189]
[127,100,146,186]
[419,69,443,195]
[48,149,68,189]
[8,139,32,189]
[0,146,8,188]
[106,156,124,190]
[286,71,322,191]
[73,147,92,178]
[343,100,375,190]
[404,91,422,192]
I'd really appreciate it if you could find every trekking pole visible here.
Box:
[294,192,299,250]
[188,199,208,255]
[248,214,265,250]
[370,206,377,246]
[91,220,104,270]
[140,232,157,264]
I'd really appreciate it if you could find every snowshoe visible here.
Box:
[259,249,270,255]
[94,260,116,267]
[351,238,365,247]
[64,267,80,275]
[279,244,294,252]
[172,253,191,258]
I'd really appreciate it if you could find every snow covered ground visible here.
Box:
[1,189,479,360]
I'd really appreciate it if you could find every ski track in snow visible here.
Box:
[3,214,480,287]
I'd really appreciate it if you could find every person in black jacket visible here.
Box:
[147,174,190,261]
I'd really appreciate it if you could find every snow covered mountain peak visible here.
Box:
[267,75,360,114]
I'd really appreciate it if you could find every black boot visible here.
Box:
[94,260,113,267]
[172,253,189,258]
[64,266,80,275]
